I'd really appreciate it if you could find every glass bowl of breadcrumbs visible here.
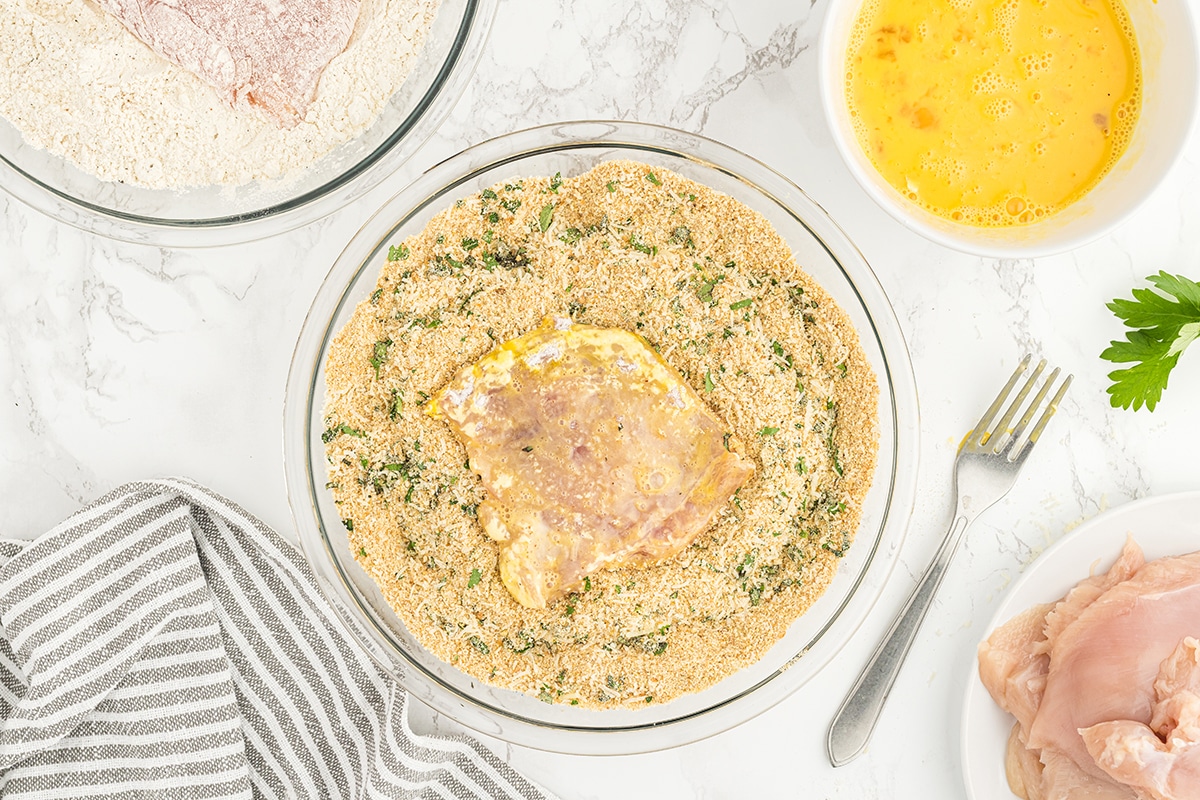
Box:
[284,121,920,755]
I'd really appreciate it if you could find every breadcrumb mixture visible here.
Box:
[323,161,879,708]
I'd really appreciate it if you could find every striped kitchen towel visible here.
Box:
[0,478,554,800]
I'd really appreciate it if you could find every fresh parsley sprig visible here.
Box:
[1101,271,1200,411]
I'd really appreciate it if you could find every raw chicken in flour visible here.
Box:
[93,0,361,127]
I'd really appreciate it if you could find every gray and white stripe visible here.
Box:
[0,479,553,800]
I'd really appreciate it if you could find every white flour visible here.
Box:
[0,0,440,189]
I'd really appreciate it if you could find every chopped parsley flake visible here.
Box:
[369,339,393,380]
[322,424,366,443]
[629,234,657,256]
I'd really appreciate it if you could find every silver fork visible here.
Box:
[827,354,1072,767]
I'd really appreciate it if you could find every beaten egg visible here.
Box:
[846,0,1141,226]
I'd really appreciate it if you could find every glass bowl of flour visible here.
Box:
[0,0,495,246]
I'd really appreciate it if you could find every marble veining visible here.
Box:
[2,0,1200,797]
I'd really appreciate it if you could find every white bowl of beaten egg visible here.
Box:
[819,0,1199,258]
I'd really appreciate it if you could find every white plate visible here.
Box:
[960,491,1200,800]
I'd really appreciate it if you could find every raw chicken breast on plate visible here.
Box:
[961,492,1200,800]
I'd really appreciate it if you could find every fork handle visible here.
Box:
[827,509,973,767]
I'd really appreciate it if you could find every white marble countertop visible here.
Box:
[3,1,1199,797]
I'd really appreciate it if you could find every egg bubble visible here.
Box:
[985,97,1015,119]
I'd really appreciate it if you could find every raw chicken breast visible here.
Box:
[1037,748,1136,800]
[1035,539,1145,656]
[980,539,1148,800]
[1028,551,1200,781]
[430,317,755,609]
[1081,638,1200,800]
[1006,723,1046,800]
[980,601,1054,733]
[94,0,360,128]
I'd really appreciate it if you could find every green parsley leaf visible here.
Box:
[704,369,715,393]
[1102,271,1200,411]
[759,426,780,437]
[730,298,753,310]
[539,203,554,233]
[550,171,563,193]
[388,244,409,261]
[468,568,482,588]
[645,171,661,186]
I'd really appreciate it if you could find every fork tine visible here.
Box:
[1003,366,1059,456]
[967,354,1031,448]
[989,358,1047,453]
[1009,372,1072,462]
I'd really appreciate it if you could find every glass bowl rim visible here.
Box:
[283,119,921,754]
[0,0,497,248]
